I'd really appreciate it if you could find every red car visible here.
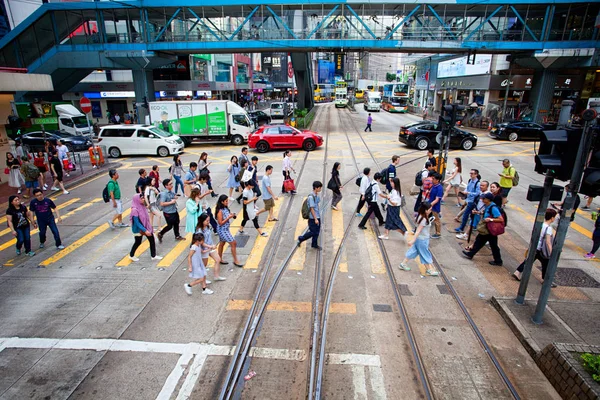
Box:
[248,124,324,153]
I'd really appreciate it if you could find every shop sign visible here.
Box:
[214,82,234,91]
[100,91,135,98]
[160,91,193,97]
[195,82,211,90]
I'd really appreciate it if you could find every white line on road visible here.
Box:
[368,365,388,400]
[327,353,382,367]
[175,344,211,400]
[156,345,196,400]
[352,365,368,400]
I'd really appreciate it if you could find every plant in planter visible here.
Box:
[581,353,600,383]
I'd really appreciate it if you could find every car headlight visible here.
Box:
[165,139,177,144]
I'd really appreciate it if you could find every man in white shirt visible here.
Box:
[358,172,385,229]
[356,167,371,217]
[56,140,70,177]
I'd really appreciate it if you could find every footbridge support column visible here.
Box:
[530,70,557,124]
[133,69,156,124]
[291,53,314,111]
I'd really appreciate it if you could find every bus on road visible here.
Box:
[335,81,348,108]
[314,84,334,103]
[382,83,410,113]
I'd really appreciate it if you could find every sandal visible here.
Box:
[234,262,244,268]
[269,218,279,222]
[220,261,229,265]
[512,273,521,281]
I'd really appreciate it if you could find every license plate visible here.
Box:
[491,128,497,132]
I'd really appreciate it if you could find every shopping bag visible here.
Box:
[3,168,9,174]
[283,178,296,192]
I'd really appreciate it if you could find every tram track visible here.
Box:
[334,106,522,399]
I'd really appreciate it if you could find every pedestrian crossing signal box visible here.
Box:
[526,184,564,202]
[534,128,582,181]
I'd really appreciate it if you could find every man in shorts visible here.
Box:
[107,169,127,228]
[20,157,40,199]
[498,159,516,207]
[257,165,278,221]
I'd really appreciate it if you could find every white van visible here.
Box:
[98,124,184,158]
[364,92,382,112]
[270,102,289,119]
[55,105,93,136]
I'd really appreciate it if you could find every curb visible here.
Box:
[491,296,541,358]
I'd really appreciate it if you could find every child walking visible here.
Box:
[398,201,439,277]
[196,213,226,281]
[184,233,214,295]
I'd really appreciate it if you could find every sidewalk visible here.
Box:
[0,160,120,215]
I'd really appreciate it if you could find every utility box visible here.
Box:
[526,184,565,202]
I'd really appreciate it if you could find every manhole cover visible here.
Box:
[373,304,392,312]
[550,267,600,288]
[235,234,250,248]
[437,284,450,295]
[397,283,413,296]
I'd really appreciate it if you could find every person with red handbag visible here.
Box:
[461,192,504,266]
[281,150,296,194]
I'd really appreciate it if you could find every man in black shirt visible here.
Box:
[552,183,581,222]
[427,148,437,169]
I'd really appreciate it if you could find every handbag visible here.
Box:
[476,217,489,235]
[327,177,337,190]
[400,194,406,208]
[486,205,505,236]
[539,226,553,259]
[283,178,296,192]
[246,202,257,220]
[4,167,9,175]
[68,162,75,171]
[241,169,253,183]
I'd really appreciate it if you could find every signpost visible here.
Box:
[80,96,99,167]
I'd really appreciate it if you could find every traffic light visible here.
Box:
[534,128,582,181]
[580,150,600,197]
[438,104,465,134]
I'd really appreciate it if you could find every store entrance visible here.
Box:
[106,100,129,121]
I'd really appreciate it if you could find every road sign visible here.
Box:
[80,97,92,114]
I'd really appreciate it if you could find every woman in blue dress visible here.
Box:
[215,195,244,267]
[226,155,240,200]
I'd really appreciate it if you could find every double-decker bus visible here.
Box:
[382,83,410,113]
[335,81,348,108]
[313,84,334,103]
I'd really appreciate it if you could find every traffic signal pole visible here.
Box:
[515,172,554,305]
[531,120,595,324]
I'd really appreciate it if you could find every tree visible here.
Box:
[385,72,396,82]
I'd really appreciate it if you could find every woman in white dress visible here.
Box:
[144,176,162,228]
[442,157,463,206]
[6,152,24,194]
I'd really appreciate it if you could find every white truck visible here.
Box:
[11,102,92,138]
[364,91,382,112]
[55,105,93,136]
[148,100,253,145]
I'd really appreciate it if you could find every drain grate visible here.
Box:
[235,234,250,248]
[437,284,450,295]
[397,284,413,296]
[373,304,393,312]
[546,267,600,288]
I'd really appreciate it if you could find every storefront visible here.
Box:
[437,75,492,108]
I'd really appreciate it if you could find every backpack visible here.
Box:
[355,176,362,187]
[422,177,433,192]
[23,164,39,181]
[301,194,314,219]
[102,184,110,203]
[364,182,377,203]
[380,167,390,183]
[510,167,519,187]
[415,169,426,186]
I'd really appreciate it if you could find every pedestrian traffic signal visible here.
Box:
[534,128,582,181]
[438,104,465,135]
[580,143,600,196]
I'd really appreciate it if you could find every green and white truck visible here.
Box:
[8,102,92,139]
[148,100,253,146]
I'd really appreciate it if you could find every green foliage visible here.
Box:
[385,72,396,82]
[294,108,308,118]
[581,353,600,383]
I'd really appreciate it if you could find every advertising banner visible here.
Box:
[437,55,492,78]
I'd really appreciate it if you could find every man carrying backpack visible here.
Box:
[356,167,371,217]
[498,159,517,207]
[20,157,40,199]
[358,172,385,230]
[107,169,127,228]
[297,181,323,250]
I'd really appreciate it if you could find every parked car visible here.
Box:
[98,124,184,158]
[269,102,291,119]
[398,120,477,151]
[248,110,272,127]
[489,121,545,141]
[248,124,323,153]
[20,130,93,153]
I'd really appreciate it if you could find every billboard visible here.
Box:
[318,60,334,84]
[437,54,492,78]
[334,53,345,77]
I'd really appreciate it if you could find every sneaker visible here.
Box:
[356,213,363,217]
[16,249,21,255]
[205,280,212,284]
[456,233,468,240]
[17,189,21,194]
[378,235,389,240]
[584,253,595,259]
[202,288,214,295]
[456,203,462,207]
[489,261,503,266]
[157,233,163,243]
[462,251,473,260]
[398,262,411,271]
[311,245,322,250]
[39,243,45,248]
[184,284,193,295]
[454,228,463,233]
[214,276,227,281]
[57,245,65,250]
[238,230,247,235]
[151,255,164,260]
[43,184,48,190]
[229,197,234,201]
[425,270,439,276]
[129,255,139,262]
[63,191,69,195]
[260,232,268,237]
[296,240,302,247]
[118,223,129,228]
[66,173,70,177]
[51,187,59,191]
[582,205,590,210]
[175,236,185,241]
[332,206,338,211]
[26,251,35,257]
[431,234,441,239]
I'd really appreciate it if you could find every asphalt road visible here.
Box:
[1,103,598,399]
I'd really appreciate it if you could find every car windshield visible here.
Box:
[404,121,427,128]
[271,103,283,109]
[148,127,173,137]
[370,98,381,103]
[71,116,89,129]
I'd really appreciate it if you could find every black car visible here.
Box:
[20,130,93,153]
[489,121,545,141]
[398,120,477,151]
[248,110,272,127]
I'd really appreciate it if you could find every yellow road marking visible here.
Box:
[48,174,105,199]
[39,208,131,266]
[242,197,285,270]
[0,198,102,253]
[288,212,309,271]
[365,221,386,274]
[115,209,187,267]
[3,258,14,266]
[226,299,356,314]
[157,232,192,268]
[149,157,172,167]
[0,197,81,239]
[331,204,348,272]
